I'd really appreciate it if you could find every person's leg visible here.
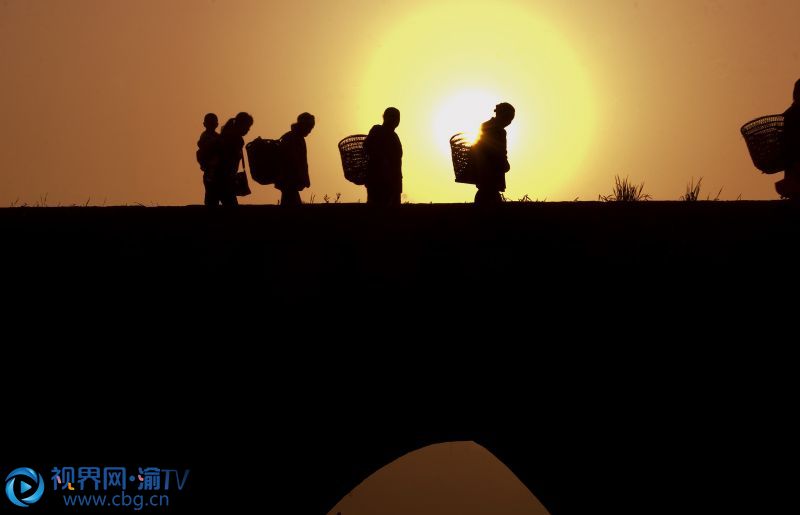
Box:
[475,188,502,205]
[204,175,218,206]
[281,189,301,207]
[366,186,375,206]
[379,188,391,207]
[475,188,491,205]
[491,190,503,204]
[390,186,402,207]
[368,185,387,207]
[220,192,238,206]
[390,177,403,207]
[778,164,800,199]
[221,177,238,206]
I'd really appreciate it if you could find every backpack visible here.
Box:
[246,137,285,185]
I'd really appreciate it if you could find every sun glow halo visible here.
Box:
[357,2,596,201]
[433,89,499,151]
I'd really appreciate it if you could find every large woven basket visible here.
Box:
[450,133,476,184]
[741,114,785,174]
[338,135,369,185]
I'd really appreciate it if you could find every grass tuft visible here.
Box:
[680,177,702,201]
[599,175,651,202]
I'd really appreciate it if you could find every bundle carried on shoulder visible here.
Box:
[338,135,369,185]
[741,114,786,174]
[246,137,285,185]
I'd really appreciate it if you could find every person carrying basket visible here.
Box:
[364,107,403,207]
[472,103,515,205]
[777,79,800,199]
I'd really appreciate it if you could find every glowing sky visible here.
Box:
[1,0,798,205]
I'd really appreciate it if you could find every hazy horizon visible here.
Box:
[1,0,798,206]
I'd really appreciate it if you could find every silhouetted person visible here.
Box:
[471,103,515,205]
[209,112,253,207]
[364,107,403,206]
[778,79,800,199]
[197,113,220,206]
[277,113,315,207]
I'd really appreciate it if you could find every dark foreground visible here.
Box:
[1,202,796,515]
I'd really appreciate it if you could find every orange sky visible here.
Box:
[1,0,798,205]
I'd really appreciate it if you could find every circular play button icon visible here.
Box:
[5,468,45,508]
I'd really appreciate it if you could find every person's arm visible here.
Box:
[283,135,303,185]
[196,136,205,167]
[364,126,380,159]
[301,139,310,188]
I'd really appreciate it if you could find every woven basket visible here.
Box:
[450,133,476,184]
[338,135,369,185]
[741,114,786,174]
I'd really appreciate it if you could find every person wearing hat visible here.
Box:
[471,102,515,205]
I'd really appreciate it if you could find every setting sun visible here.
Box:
[356,1,597,201]
[433,89,501,152]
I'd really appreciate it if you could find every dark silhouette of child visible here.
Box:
[471,103,515,205]
[208,112,253,207]
[777,79,800,199]
[277,113,315,207]
[364,107,403,207]
[197,113,220,206]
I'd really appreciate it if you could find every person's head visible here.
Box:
[383,107,400,130]
[494,103,515,127]
[203,113,218,131]
[296,112,315,136]
[794,79,800,103]
[235,112,253,136]
[221,117,236,135]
